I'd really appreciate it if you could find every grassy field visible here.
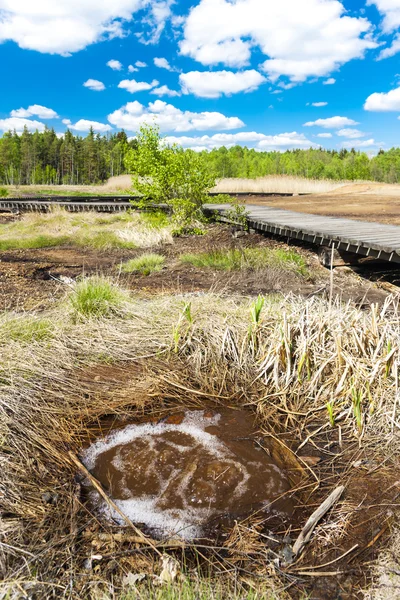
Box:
[0,209,399,599]
[0,208,172,251]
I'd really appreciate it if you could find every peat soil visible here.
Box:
[74,362,400,600]
[0,224,391,311]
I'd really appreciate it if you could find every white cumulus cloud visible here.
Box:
[107,59,123,70]
[323,78,336,85]
[304,116,359,128]
[118,79,159,93]
[179,70,266,98]
[377,33,400,59]
[0,1,171,55]
[337,128,365,138]
[107,100,244,132]
[339,138,384,149]
[83,79,106,91]
[151,85,181,97]
[367,0,400,33]
[0,117,46,133]
[316,133,332,138]
[62,119,112,132]
[164,131,316,151]
[154,57,175,71]
[364,86,400,110]
[311,102,328,107]
[135,61,147,67]
[10,104,58,119]
[180,0,376,82]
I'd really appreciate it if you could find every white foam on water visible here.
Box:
[82,411,222,471]
[81,411,287,540]
[100,496,211,540]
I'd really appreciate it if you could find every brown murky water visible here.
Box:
[82,409,294,540]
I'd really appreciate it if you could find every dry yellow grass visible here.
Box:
[212,175,349,194]
[4,174,360,196]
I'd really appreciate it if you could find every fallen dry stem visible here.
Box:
[68,452,162,556]
[292,485,344,557]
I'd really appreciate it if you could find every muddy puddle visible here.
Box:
[82,409,294,541]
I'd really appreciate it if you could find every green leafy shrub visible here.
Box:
[119,253,165,275]
[206,194,232,204]
[0,188,8,198]
[69,277,127,318]
[172,226,205,237]
[125,124,215,227]
[224,200,249,230]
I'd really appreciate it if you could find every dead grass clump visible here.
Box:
[1,290,400,598]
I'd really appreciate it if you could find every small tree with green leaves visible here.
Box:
[124,124,215,231]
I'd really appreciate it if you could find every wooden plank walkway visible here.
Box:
[2,196,400,264]
[204,203,400,264]
[0,200,131,213]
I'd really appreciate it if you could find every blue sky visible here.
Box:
[1,0,400,152]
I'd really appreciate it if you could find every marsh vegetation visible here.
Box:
[0,128,399,599]
[1,277,400,598]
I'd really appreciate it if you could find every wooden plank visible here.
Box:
[204,202,400,262]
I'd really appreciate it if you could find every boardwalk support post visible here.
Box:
[318,245,360,268]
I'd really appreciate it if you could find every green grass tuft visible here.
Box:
[120,578,273,600]
[139,210,169,228]
[91,212,134,226]
[119,253,165,275]
[69,276,127,318]
[0,235,68,251]
[180,247,309,276]
[0,316,54,343]
[77,231,137,250]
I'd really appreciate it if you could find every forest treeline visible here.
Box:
[0,127,136,186]
[1,125,400,185]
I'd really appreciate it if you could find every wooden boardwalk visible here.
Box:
[0,200,131,213]
[1,196,400,264]
[205,203,400,264]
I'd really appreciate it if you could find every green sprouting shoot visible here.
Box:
[351,386,363,434]
[326,400,335,427]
